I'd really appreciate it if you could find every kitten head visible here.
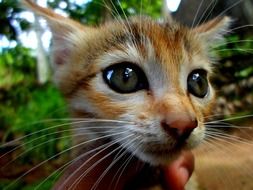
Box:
[23,0,231,165]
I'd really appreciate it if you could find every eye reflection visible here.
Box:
[187,69,208,98]
[103,62,149,93]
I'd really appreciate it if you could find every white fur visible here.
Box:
[71,35,211,165]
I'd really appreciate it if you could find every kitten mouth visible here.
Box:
[150,143,186,155]
[147,137,195,162]
[144,139,186,156]
[150,149,180,157]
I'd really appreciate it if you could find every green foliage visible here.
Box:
[21,176,58,190]
[0,45,36,89]
[0,0,31,40]
[216,35,253,59]
[48,0,162,25]
[0,180,21,190]
[0,171,60,190]
[1,83,70,160]
[0,20,71,188]
[116,0,162,18]
[0,0,253,189]
[0,45,69,189]
[214,35,253,82]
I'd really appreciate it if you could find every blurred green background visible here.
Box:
[0,0,253,189]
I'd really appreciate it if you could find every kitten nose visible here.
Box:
[161,119,198,141]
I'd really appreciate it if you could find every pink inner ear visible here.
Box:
[54,48,69,65]
[193,16,231,36]
[52,35,71,66]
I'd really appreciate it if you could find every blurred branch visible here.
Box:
[162,0,173,21]
[34,13,49,84]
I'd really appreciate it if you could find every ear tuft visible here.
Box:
[22,0,85,31]
[193,16,232,41]
[22,0,90,67]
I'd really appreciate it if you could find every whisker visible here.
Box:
[34,141,114,190]
[111,138,142,190]
[18,117,135,124]
[214,48,253,54]
[67,133,135,190]
[195,140,238,187]
[1,129,121,168]
[0,119,134,148]
[3,130,129,189]
[205,130,253,146]
[202,0,218,24]
[115,0,138,50]
[93,0,122,22]
[213,39,253,48]
[230,24,253,32]
[217,0,244,17]
[202,137,253,179]
[204,114,253,123]
[106,0,131,34]
[197,0,217,27]
[110,152,133,190]
[0,125,125,160]
[203,113,227,120]
[205,123,253,129]
[191,0,205,28]
[204,134,252,151]
[90,136,141,190]
[100,0,135,37]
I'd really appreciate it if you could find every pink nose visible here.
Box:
[161,119,198,141]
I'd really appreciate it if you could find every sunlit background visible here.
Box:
[1,0,253,190]
[0,0,182,50]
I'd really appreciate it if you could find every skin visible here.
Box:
[23,2,230,190]
[54,151,194,190]
[164,151,194,190]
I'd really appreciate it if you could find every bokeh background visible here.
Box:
[0,0,253,189]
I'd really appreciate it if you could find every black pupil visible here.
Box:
[187,69,208,98]
[193,73,203,87]
[103,63,148,93]
[123,68,132,82]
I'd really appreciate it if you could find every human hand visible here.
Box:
[163,151,194,190]
[53,150,194,190]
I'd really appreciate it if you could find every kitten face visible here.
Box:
[68,20,214,164]
[24,0,230,165]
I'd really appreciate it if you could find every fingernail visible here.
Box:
[179,166,189,186]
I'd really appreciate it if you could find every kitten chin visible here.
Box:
[134,148,182,166]
[23,1,232,189]
[117,125,205,166]
[128,141,200,166]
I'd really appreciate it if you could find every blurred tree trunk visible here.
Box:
[34,14,49,84]
[173,0,253,116]
[162,0,173,20]
[230,0,253,25]
[173,0,223,26]
[174,0,253,32]
[101,0,113,23]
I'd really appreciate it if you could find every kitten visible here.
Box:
[23,0,231,189]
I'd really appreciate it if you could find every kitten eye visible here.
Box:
[187,69,208,98]
[103,62,149,93]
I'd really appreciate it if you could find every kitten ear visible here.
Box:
[193,16,232,41]
[22,0,91,67]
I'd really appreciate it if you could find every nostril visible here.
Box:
[192,119,198,129]
[160,120,169,130]
[179,127,194,141]
[161,121,179,138]
[160,119,198,140]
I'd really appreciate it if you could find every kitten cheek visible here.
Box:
[137,111,151,121]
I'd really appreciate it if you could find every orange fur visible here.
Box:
[22,1,231,187]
